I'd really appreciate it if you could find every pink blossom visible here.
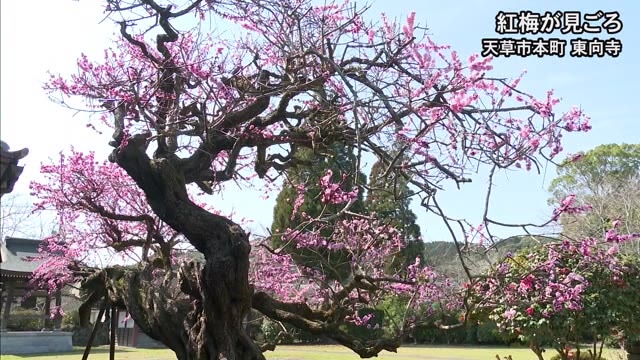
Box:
[552,194,592,221]
[367,29,375,44]
[503,308,516,320]
[319,170,359,204]
[567,153,584,163]
[290,183,306,220]
[345,313,373,326]
[402,11,416,39]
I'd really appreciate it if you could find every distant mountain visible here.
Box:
[422,235,556,282]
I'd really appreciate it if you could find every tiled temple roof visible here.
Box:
[0,237,44,279]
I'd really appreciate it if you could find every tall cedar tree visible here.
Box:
[271,145,423,278]
[271,143,366,281]
[366,155,424,272]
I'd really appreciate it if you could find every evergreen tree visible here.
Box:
[271,144,366,237]
[365,153,424,271]
[271,143,424,277]
[270,143,367,281]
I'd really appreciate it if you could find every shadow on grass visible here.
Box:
[10,346,136,358]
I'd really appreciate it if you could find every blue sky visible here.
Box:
[1,1,637,243]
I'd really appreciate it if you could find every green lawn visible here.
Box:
[0,345,627,360]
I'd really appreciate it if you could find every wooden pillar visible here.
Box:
[82,300,107,360]
[1,281,15,331]
[53,290,62,330]
[43,294,52,330]
[110,306,117,360]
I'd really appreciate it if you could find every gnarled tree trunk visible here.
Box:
[108,136,264,360]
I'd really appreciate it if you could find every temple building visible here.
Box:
[0,237,73,354]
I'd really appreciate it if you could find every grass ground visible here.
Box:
[0,345,627,360]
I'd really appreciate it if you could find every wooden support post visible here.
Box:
[53,289,62,330]
[110,305,117,360]
[43,294,51,330]
[82,300,107,360]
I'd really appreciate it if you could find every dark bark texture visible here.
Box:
[107,138,264,360]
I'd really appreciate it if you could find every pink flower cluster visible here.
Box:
[551,194,592,221]
[345,313,374,327]
[605,219,640,243]
[29,150,179,291]
[290,183,306,220]
[252,219,461,328]
[475,233,636,333]
[319,170,359,204]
